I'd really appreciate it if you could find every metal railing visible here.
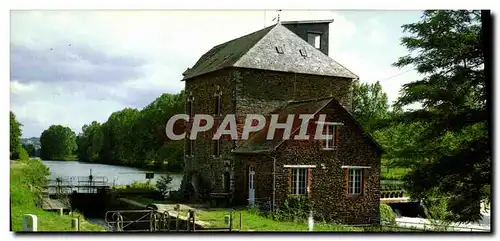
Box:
[45,176,109,194]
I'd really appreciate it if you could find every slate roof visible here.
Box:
[232,97,384,155]
[182,23,358,80]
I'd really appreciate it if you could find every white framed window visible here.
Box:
[321,125,336,150]
[307,32,321,49]
[291,168,308,195]
[348,168,362,194]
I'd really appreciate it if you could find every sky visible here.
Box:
[10,10,424,138]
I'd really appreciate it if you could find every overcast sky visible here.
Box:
[10,10,423,138]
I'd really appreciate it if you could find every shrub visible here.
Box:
[275,195,314,222]
[156,174,173,198]
[380,204,396,225]
[18,147,30,161]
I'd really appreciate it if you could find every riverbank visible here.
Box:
[10,159,106,231]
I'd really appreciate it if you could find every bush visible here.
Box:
[380,204,396,225]
[156,174,173,197]
[18,147,30,161]
[274,195,313,222]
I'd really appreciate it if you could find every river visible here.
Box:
[41,160,183,190]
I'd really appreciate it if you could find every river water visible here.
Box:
[41,160,183,190]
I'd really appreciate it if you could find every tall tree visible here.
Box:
[10,111,22,159]
[22,143,37,157]
[390,10,489,222]
[351,80,389,132]
[40,125,77,161]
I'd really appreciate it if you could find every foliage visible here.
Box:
[272,195,314,222]
[351,80,389,133]
[10,159,105,231]
[10,111,23,160]
[156,174,173,198]
[380,204,397,225]
[22,143,37,157]
[382,10,489,222]
[422,188,454,231]
[18,147,30,161]
[75,92,185,172]
[40,125,77,161]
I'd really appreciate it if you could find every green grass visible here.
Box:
[381,166,411,181]
[195,209,363,232]
[10,159,106,232]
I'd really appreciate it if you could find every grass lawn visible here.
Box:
[381,166,411,181]
[195,209,363,232]
[10,159,106,232]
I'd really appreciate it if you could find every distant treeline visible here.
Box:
[75,91,185,172]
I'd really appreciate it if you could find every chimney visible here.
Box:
[281,19,334,56]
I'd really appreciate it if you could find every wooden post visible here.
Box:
[187,210,190,231]
[22,214,37,232]
[176,212,179,231]
[192,210,196,231]
[71,218,79,231]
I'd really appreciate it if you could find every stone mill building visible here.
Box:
[180,19,383,224]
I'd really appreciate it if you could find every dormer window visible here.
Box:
[307,32,321,49]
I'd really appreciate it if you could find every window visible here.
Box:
[348,169,362,194]
[187,94,194,119]
[213,139,221,156]
[222,171,230,193]
[214,94,221,116]
[307,33,321,49]
[322,125,336,150]
[186,132,194,157]
[186,139,193,157]
[291,168,308,195]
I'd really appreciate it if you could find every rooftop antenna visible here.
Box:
[271,9,282,24]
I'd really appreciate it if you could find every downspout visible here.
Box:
[271,155,276,213]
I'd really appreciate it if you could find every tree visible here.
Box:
[40,125,77,161]
[351,81,389,133]
[389,10,489,222]
[10,111,22,159]
[22,143,37,157]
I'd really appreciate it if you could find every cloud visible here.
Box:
[10,43,146,84]
[10,10,416,137]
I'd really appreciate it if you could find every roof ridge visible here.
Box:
[233,24,279,67]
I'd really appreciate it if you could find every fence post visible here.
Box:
[22,214,38,232]
[192,210,196,231]
[187,210,191,231]
[71,218,79,231]
[176,212,179,231]
[59,208,64,216]
[308,210,314,231]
